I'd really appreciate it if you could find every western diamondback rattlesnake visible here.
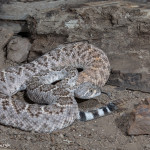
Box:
[0,42,117,133]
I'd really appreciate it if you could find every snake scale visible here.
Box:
[0,42,117,133]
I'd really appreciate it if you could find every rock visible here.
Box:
[1,1,150,92]
[125,143,142,150]
[31,35,66,54]
[0,27,14,69]
[145,98,150,104]
[128,101,150,135]
[127,0,148,2]
[29,1,150,92]
[0,27,14,49]
[27,51,40,62]
[0,0,89,20]
[28,35,66,61]
[7,37,31,63]
[0,21,28,34]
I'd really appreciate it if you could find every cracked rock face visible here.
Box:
[7,37,31,63]
[0,1,150,92]
[0,27,14,69]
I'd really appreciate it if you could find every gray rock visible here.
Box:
[28,35,66,61]
[29,1,150,92]
[1,0,150,92]
[0,21,28,34]
[0,0,89,20]
[0,27,14,49]
[7,37,31,63]
[0,27,14,69]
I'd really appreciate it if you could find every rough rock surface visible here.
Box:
[0,27,13,49]
[7,36,31,63]
[0,0,89,20]
[0,27,14,69]
[1,1,150,92]
[0,21,28,34]
[128,98,150,135]
[28,35,66,62]
[29,1,150,92]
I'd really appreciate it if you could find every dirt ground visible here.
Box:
[0,85,150,150]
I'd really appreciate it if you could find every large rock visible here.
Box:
[1,1,150,92]
[0,27,14,69]
[7,37,31,63]
[128,98,150,135]
[0,27,13,49]
[28,1,150,92]
[0,21,28,34]
[0,0,89,33]
[28,35,66,61]
[0,0,89,20]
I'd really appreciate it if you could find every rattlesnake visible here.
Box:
[0,42,117,133]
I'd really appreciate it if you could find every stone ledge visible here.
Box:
[0,0,150,92]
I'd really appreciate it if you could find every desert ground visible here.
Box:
[0,85,149,150]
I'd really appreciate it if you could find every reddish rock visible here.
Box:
[145,98,150,105]
[128,103,150,135]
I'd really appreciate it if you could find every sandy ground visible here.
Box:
[0,85,150,150]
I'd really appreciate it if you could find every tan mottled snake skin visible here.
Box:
[0,42,110,133]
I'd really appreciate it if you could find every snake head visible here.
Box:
[74,82,101,99]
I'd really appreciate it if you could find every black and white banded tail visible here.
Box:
[78,102,117,121]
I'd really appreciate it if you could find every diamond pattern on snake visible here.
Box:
[0,42,117,133]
